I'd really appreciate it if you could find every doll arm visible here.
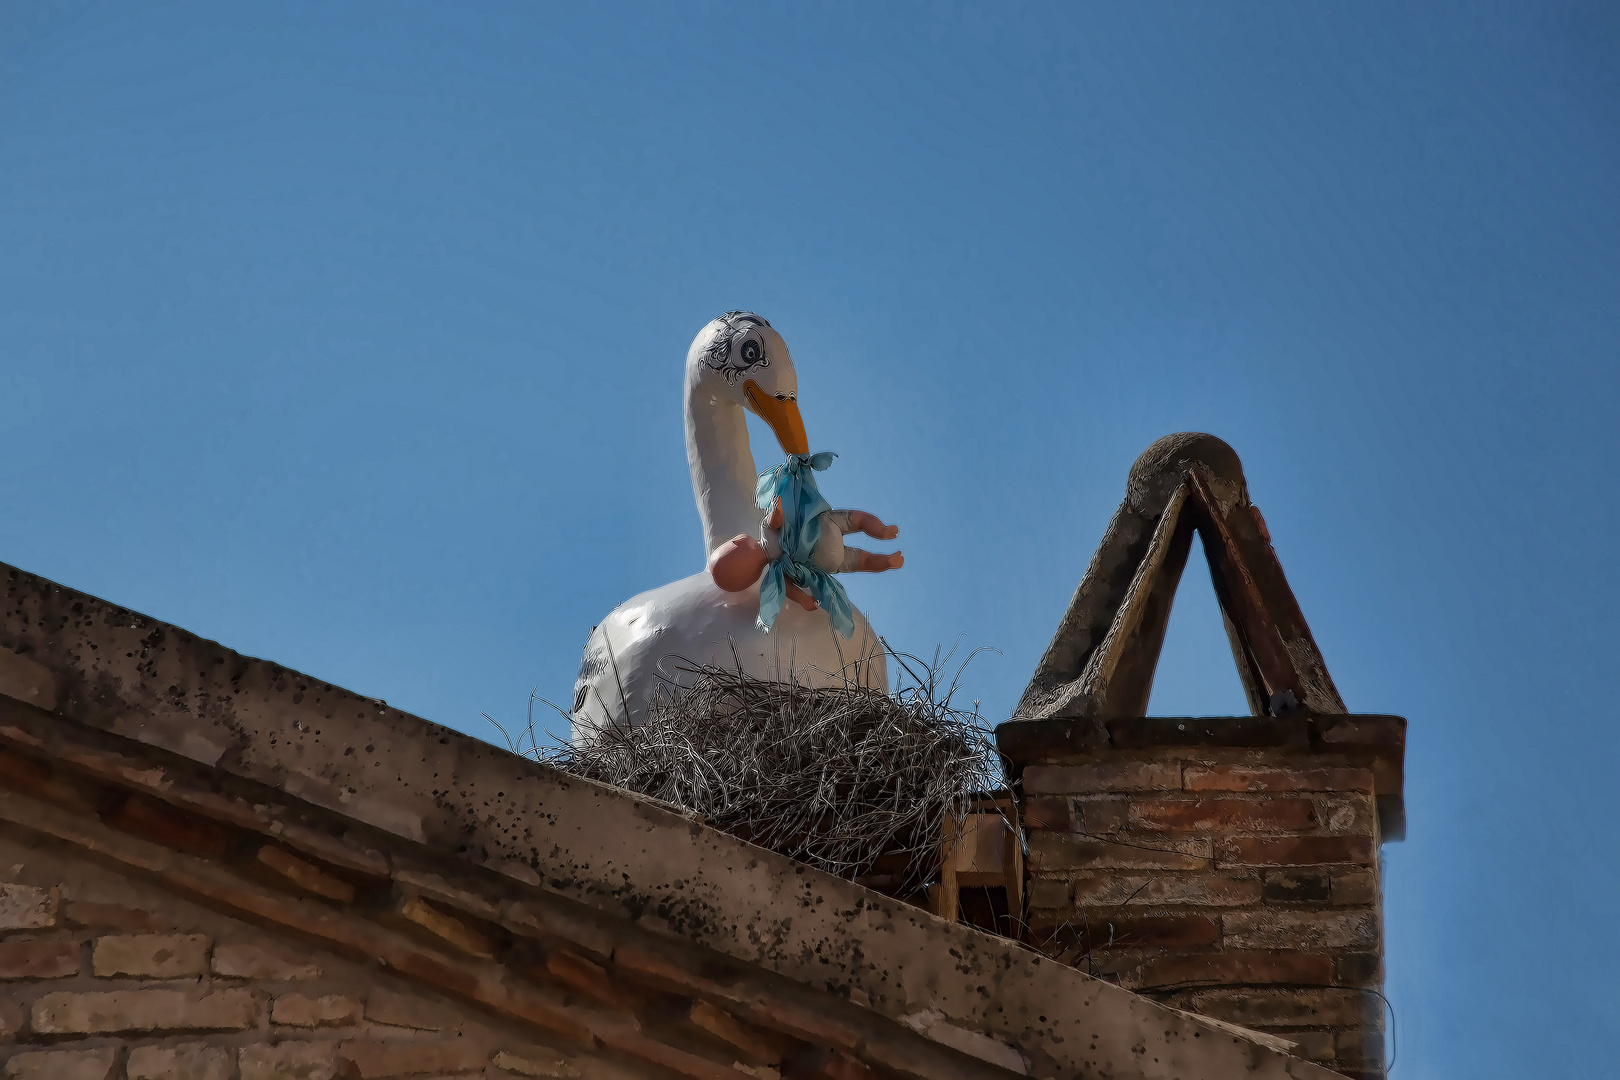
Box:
[837,546,904,574]
[825,508,898,541]
[819,510,902,574]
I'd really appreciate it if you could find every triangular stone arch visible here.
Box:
[1017,432,1345,724]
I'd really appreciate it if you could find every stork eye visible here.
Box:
[739,338,764,365]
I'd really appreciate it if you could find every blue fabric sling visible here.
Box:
[754,452,856,639]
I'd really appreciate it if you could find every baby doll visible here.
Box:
[707,452,902,636]
[709,500,904,601]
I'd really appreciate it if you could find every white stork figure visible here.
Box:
[570,312,896,738]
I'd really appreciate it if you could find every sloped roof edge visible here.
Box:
[0,560,1336,1080]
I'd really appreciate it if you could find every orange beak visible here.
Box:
[743,380,809,455]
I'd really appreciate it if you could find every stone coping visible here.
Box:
[995,715,1407,843]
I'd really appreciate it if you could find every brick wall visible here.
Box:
[1000,716,1403,1080]
[0,836,630,1080]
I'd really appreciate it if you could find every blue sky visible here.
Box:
[2,3,1616,1074]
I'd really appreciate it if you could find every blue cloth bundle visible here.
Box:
[754,452,856,639]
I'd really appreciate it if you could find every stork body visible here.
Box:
[570,313,889,738]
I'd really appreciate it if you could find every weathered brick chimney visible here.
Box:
[996,434,1406,1080]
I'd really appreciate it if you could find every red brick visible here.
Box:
[128,1042,233,1080]
[0,746,92,812]
[239,1042,337,1080]
[257,846,356,903]
[92,933,209,978]
[337,1038,487,1077]
[1071,797,1129,834]
[1130,951,1334,990]
[1337,1028,1388,1066]
[3,1047,117,1080]
[600,1023,780,1079]
[1333,952,1383,987]
[1130,798,1316,833]
[364,989,449,1030]
[1183,765,1374,793]
[1021,796,1071,831]
[492,1049,584,1077]
[542,949,623,1008]
[378,944,480,999]
[1317,794,1376,834]
[1064,947,1150,982]
[477,979,593,1048]
[272,993,361,1027]
[1223,909,1379,950]
[1217,834,1375,866]
[614,947,863,1054]
[1036,914,1220,951]
[0,883,57,929]
[63,901,167,931]
[211,942,322,981]
[688,1000,778,1063]
[0,998,26,1040]
[793,1050,883,1080]
[32,988,261,1034]
[1023,761,1181,794]
[612,945,709,995]
[0,939,79,978]
[1026,877,1071,909]
[1261,869,1331,904]
[744,995,863,1054]
[1027,833,1212,872]
[102,795,230,856]
[1183,987,1377,1030]
[1332,868,1379,905]
[1070,872,1261,907]
[394,896,495,959]
[1280,1030,1337,1062]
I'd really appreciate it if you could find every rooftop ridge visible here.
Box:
[0,559,1338,1079]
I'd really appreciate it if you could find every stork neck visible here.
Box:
[686,376,761,558]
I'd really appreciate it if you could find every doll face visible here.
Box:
[701,312,807,455]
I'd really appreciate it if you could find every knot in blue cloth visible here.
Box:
[754,452,855,639]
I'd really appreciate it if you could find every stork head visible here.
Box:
[687,311,808,455]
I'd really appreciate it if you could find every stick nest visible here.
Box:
[503,652,1005,894]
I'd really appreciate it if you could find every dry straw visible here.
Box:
[489,647,1005,897]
